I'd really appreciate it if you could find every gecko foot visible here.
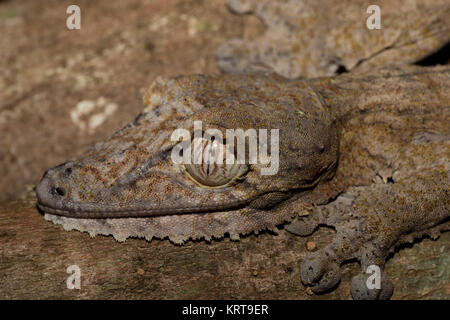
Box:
[300,251,341,293]
[286,188,401,299]
[287,169,449,300]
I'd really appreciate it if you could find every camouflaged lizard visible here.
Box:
[36,64,449,299]
[35,0,450,300]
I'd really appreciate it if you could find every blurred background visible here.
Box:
[0,0,264,201]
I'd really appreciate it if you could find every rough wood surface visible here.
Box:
[0,197,448,299]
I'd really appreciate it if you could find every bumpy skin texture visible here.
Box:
[38,73,341,242]
[37,65,450,299]
[218,0,450,78]
[288,65,450,299]
[35,0,450,301]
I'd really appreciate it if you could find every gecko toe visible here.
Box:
[301,251,341,293]
[285,215,320,236]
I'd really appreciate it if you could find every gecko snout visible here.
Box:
[36,163,73,210]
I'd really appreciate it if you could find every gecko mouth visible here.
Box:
[35,167,291,218]
[36,158,327,219]
[36,180,315,219]
[35,160,256,218]
[35,199,251,219]
[35,162,324,219]
[35,171,255,218]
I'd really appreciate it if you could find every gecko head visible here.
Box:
[36,73,339,218]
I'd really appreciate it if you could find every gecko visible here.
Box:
[35,0,449,299]
[218,0,450,78]
[36,64,449,299]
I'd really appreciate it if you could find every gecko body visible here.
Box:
[36,0,450,300]
[37,65,449,299]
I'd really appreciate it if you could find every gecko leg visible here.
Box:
[286,169,449,299]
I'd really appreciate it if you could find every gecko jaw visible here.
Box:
[35,199,251,219]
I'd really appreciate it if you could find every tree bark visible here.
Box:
[0,197,448,299]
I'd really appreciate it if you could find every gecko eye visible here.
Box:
[184,137,248,187]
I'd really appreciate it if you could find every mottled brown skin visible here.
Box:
[37,73,341,242]
[36,65,449,299]
[34,0,450,300]
[218,0,450,78]
[290,65,450,299]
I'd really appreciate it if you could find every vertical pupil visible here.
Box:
[205,139,214,176]
[185,137,245,186]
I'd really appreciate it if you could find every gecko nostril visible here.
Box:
[64,167,73,175]
[54,187,66,197]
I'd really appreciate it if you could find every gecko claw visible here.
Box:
[301,253,341,293]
